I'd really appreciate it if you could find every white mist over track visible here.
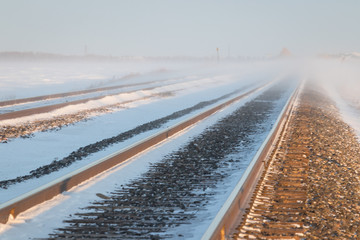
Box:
[2,58,360,239]
[307,58,360,137]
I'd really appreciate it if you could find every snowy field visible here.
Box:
[0,59,291,100]
[1,58,360,239]
[0,60,290,201]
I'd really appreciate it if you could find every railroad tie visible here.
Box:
[234,107,310,239]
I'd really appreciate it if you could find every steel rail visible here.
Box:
[201,85,299,240]
[0,86,158,121]
[0,76,223,121]
[0,83,268,225]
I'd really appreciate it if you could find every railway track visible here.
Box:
[0,86,160,121]
[39,81,295,239]
[0,83,262,189]
[0,80,278,226]
[0,74,159,108]
[2,74,359,240]
[201,81,299,240]
[0,79,297,239]
[207,82,360,239]
[0,75,205,121]
[0,76,238,142]
[233,89,306,239]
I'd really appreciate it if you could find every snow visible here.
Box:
[0,60,176,100]
[322,84,360,137]
[0,74,265,200]
[307,58,360,138]
[0,59,298,239]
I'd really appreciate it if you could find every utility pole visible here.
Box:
[216,48,220,62]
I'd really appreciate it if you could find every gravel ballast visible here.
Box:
[301,85,360,238]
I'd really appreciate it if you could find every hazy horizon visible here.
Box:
[1,1,360,58]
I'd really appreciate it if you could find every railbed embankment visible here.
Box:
[234,82,360,239]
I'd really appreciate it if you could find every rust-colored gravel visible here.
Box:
[235,82,360,239]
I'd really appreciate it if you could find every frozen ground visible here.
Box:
[4,58,358,239]
[0,82,296,240]
[308,58,360,138]
[0,59,290,100]
[0,60,178,100]
[0,59,292,190]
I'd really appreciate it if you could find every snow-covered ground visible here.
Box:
[0,60,178,100]
[0,60,289,200]
[307,58,360,138]
[0,60,289,100]
[0,59,304,239]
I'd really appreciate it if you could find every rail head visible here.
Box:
[201,85,300,240]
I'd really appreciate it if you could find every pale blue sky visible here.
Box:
[1,0,359,57]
